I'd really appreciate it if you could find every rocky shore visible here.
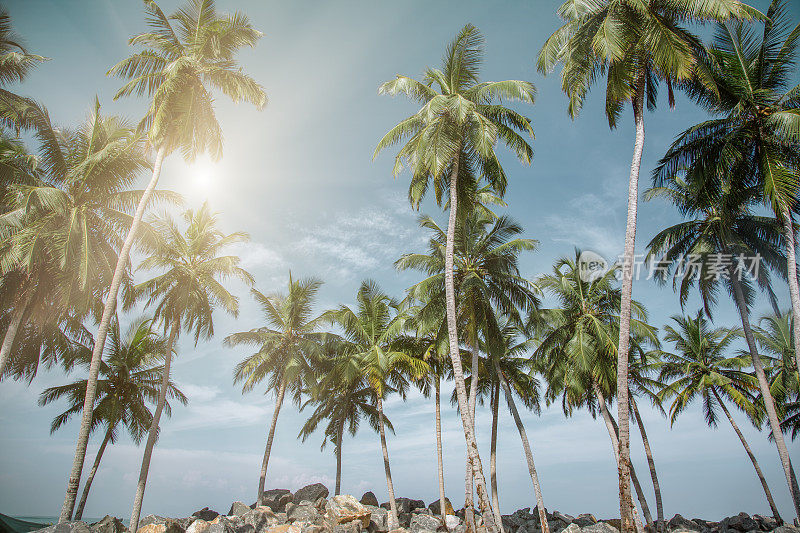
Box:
[34,483,799,533]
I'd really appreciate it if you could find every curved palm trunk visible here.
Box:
[74,425,113,521]
[497,362,548,533]
[335,419,343,496]
[712,388,781,520]
[631,398,664,532]
[257,379,287,504]
[490,382,504,533]
[60,145,167,522]
[129,318,178,533]
[730,274,800,519]
[593,383,648,533]
[377,396,400,529]
[445,157,498,533]
[435,378,447,528]
[780,207,800,375]
[0,290,31,379]
[617,85,645,533]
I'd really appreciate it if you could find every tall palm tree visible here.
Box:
[396,212,538,525]
[538,2,759,527]
[0,100,155,380]
[225,274,324,504]
[39,317,186,521]
[656,311,781,520]
[59,1,266,519]
[753,311,800,415]
[655,0,800,377]
[375,25,535,531]
[646,159,799,517]
[324,281,428,529]
[0,6,46,123]
[125,203,253,532]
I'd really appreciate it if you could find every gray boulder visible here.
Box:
[229,503,251,518]
[574,515,596,528]
[771,527,800,533]
[582,523,619,533]
[288,504,321,524]
[294,484,329,504]
[91,516,126,533]
[365,506,388,533]
[326,495,372,529]
[193,510,220,522]
[427,499,454,516]
[724,513,759,532]
[562,524,581,533]
[668,515,701,532]
[361,493,380,507]
[137,517,184,533]
[503,516,524,531]
[331,523,361,533]
[34,523,92,533]
[259,490,292,512]
[206,516,236,533]
[752,515,779,532]
[241,507,279,533]
[408,514,440,533]
[553,512,574,527]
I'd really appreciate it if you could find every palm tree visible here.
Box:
[753,311,800,415]
[656,311,781,520]
[396,212,538,525]
[646,158,800,517]
[375,24,535,531]
[125,203,253,532]
[324,280,428,529]
[537,1,760,526]
[655,0,800,378]
[39,316,186,521]
[0,6,46,123]
[225,274,324,505]
[0,100,155,380]
[59,1,266,519]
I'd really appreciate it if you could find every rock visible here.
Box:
[427,499,454,517]
[771,527,800,533]
[398,514,411,528]
[553,512,574,527]
[294,484,330,504]
[364,506,388,533]
[288,504,321,524]
[668,515,701,532]
[260,490,293,511]
[230,503,252,518]
[194,510,221,523]
[752,515,779,532]
[581,523,619,533]
[387,529,409,533]
[326,495,372,529]
[242,507,280,533]
[186,521,211,533]
[408,514,440,533]
[315,498,328,513]
[299,526,326,533]
[236,526,255,533]
[91,516,126,533]
[276,515,288,525]
[725,514,759,532]
[139,517,169,529]
[34,523,92,533]
[445,516,460,530]
[514,509,534,522]
[573,515,596,528]
[139,525,183,533]
[265,526,301,533]
[207,516,237,533]
[562,525,581,533]
[331,523,361,533]
[361,493,380,507]
[503,516,523,531]
[381,499,424,516]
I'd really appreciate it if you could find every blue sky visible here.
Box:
[1,0,799,523]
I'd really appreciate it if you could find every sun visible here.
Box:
[188,157,216,195]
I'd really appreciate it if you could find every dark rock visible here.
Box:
[398,514,411,528]
[502,516,523,531]
[241,507,279,533]
[259,490,293,512]
[752,515,779,532]
[408,514,440,533]
[574,515,596,528]
[771,527,800,533]
[91,516,126,533]
[207,516,237,533]
[33,523,92,533]
[361,493,380,507]
[331,523,361,533]
[427,499,454,517]
[726,513,758,532]
[668,515,701,532]
[294,484,329,504]
[194,510,221,522]
[582,523,619,533]
[230,503,252,518]
[553,512,574,527]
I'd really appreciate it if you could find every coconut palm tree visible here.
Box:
[324,280,428,529]
[537,1,760,526]
[396,212,538,525]
[375,24,535,531]
[645,165,799,516]
[59,1,266,518]
[0,100,155,381]
[39,316,186,521]
[0,6,46,125]
[753,311,800,415]
[124,203,253,532]
[655,0,800,377]
[656,311,781,520]
[225,274,324,504]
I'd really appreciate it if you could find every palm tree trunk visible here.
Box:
[593,383,647,533]
[129,317,178,533]
[74,425,113,521]
[444,155,498,533]
[780,206,800,375]
[335,418,343,496]
[617,83,645,533]
[256,379,287,504]
[0,290,31,379]
[465,326,479,532]
[731,274,800,519]
[496,361,549,533]
[435,377,447,528]
[377,396,400,529]
[490,382,504,533]
[712,388,781,520]
[60,145,168,522]
[631,398,664,532]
